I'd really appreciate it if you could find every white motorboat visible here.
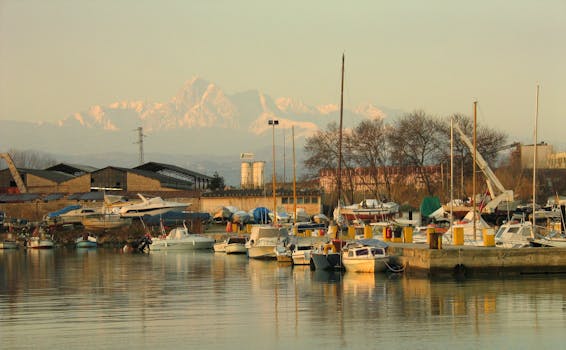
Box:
[115,194,189,218]
[0,240,19,249]
[26,236,54,249]
[45,205,97,225]
[495,219,535,248]
[214,236,247,254]
[246,225,289,259]
[336,199,399,223]
[291,244,314,265]
[342,240,389,273]
[225,236,248,254]
[75,233,98,248]
[151,222,214,250]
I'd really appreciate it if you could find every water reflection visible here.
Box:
[1,249,565,349]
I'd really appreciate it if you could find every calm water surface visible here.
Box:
[1,248,565,349]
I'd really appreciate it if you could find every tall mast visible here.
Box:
[337,53,345,207]
[532,85,539,237]
[450,116,454,230]
[292,126,297,221]
[472,101,477,241]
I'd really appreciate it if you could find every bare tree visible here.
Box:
[5,149,58,169]
[388,111,446,195]
[350,118,393,200]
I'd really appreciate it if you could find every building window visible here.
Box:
[282,197,289,204]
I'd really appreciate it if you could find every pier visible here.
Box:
[388,243,566,277]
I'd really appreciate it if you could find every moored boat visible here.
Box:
[26,236,55,249]
[151,222,214,251]
[75,233,98,248]
[246,225,289,259]
[342,240,389,273]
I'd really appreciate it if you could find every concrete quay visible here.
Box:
[387,243,566,277]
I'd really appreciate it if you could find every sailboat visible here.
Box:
[313,54,346,270]
[495,85,541,248]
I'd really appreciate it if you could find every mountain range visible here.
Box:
[0,77,402,185]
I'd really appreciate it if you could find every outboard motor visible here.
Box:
[137,234,152,253]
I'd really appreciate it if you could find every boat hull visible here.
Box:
[311,252,341,270]
[0,241,19,249]
[292,250,313,265]
[151,240,214,251]
[76,241,98,248]
[247,246,277,259]
[342,257,388,273]
[27,239,54,249]
[225,243,247,254]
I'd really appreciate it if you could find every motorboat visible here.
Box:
[246,225,289,259]
[0,240,19,249]
[291,244,314,265]
[115,194,189,218]
[275,244,293,263]
[336,199,399,223]
[310,240,344,271]
[82,213,131,230]
[151,222,214,250]
[45,205,97,226]
[75,233,98,248]
[495,220,534,248]
[226,237,247,254]
[26,236,54,249]
[214,236,247,254]
[342,239,389,273]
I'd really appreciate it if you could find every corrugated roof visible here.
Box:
[94,166,194,191]
[134,162,213,180]
[19,168,75,183]
[0,193,41,202]
[45,163,98,174]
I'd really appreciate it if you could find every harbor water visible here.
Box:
[1,248,565,349]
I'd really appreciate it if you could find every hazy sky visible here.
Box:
[1,0,565,147]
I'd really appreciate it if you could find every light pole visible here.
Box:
[269,119,279,224]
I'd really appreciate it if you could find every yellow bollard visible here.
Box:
[483,228,495,247]
[328,225,337,239]
[347,226,356,240]
[246,224,252,234]
[232,223,239,233]
[364,225,373,239]
[305,229,312,237]
[453,226,464,246]
[403,226,413,243]
[293,225,299,236]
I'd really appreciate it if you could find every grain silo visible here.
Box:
[252,161,265,189]
[241,161,253,189]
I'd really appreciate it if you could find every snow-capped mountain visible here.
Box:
[54,77,395,138]
[0,77,401,185]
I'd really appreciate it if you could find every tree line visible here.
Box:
[303,110,509,206]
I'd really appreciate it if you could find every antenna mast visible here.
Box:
[135,127,146,165]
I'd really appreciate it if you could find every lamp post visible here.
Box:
[269,119,279,224]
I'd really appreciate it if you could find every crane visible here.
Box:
[453,123,514,214]
[0,153,28,193]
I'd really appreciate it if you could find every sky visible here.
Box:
[1,0,565,148]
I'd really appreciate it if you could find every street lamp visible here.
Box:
[268,119,279,224]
